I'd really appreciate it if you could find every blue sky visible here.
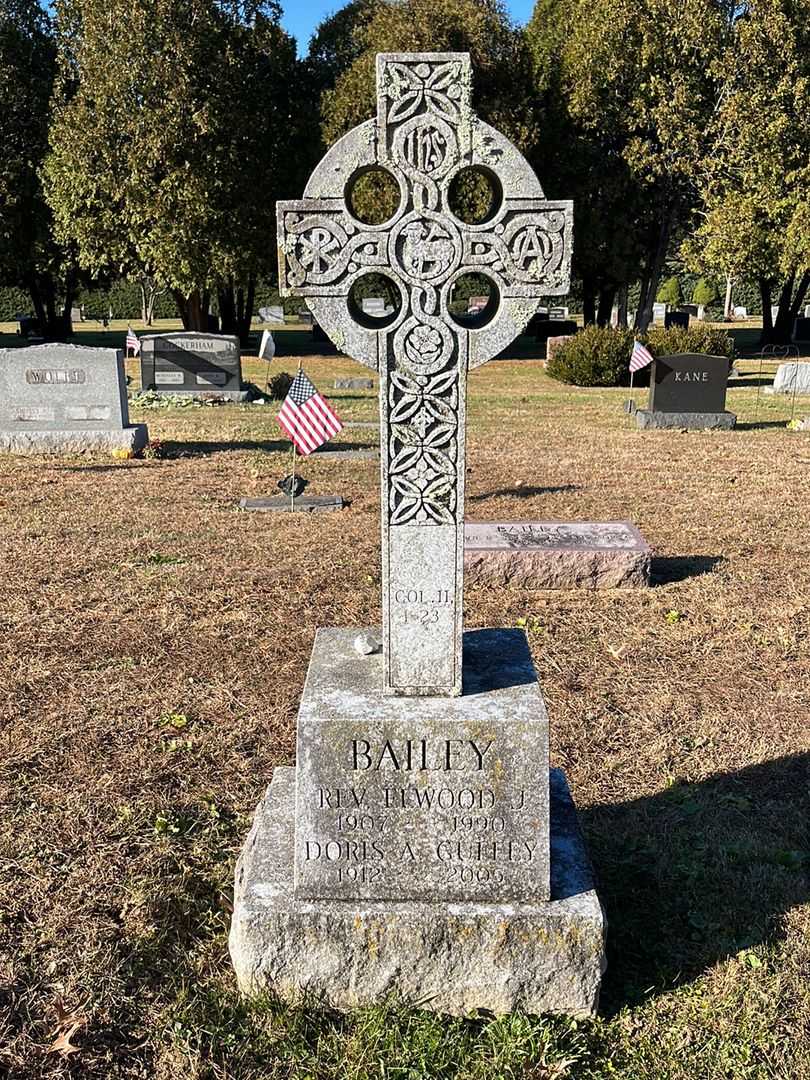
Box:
[280,0,535,54]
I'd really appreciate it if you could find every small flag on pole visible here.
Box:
[125,326,141,356]
[258,328,275,361]
[629,339,654,372]
[278,369,343,456]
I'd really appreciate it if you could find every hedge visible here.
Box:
[546,325,735,387]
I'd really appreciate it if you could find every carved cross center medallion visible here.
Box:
[277,52,573,696]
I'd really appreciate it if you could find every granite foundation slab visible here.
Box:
[239,496,346,513]
[636,409,736,430]
[465,522,651,589]
[229,765,605,1017]
[0,424,149,455]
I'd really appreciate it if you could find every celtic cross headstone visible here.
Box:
[230,51,605,1018]
[278,52,572,696]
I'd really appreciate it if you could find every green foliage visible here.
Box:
[657,275,683,306]
[321,0,539,222]
[44,0,304,326]
[547,324,734,386]
[0,286,32,321]
[646,323,735,360]
[683,0,810,339]
[529,0,731,327]
[546,325,636,386]
[692,277,719,307]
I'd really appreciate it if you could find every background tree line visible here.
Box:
[0,0,807,344]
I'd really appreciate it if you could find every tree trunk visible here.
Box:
[218,279,237,335]
[724,273,734,320]
[635,212,672,332]
[26,273,47,331]
[236,277,256,346]
[759,278,773,343]
[172,288,208,331]
[582,277,596,326]
[596,286,616,328]
[763,269,798,346]
[617,284,628,328]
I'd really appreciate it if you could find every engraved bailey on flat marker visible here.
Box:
[278,53,573,696]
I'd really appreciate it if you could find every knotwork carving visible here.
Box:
[277,52,573,529]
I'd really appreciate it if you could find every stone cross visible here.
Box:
[277,52,572,697]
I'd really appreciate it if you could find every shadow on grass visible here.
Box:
[467,484,580,502]
[727,377,775,388]
[735,420,790,430]
[582,752,809,1015]
[651,555,724,585]
[160,439,377,458]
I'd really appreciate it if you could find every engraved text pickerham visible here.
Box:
[277,54,573,695]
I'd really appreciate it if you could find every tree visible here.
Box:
[322,0,540,155]
[692,277,718,308]
[684,0,810,345]
[45,0,302,338]
[536,0,732,330]
[0,0,76,337]
[525,0,649,327]
[657,275,682,308]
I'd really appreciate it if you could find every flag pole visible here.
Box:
[629,367,635,408]
[290,441,296,512]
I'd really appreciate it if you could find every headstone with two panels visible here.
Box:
[636,353,735,429]
[664,310,689,330]
[139,331,248,401]
[229,50,605,1019]
[0,343,148,454]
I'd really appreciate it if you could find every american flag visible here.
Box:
[125,326,140,356]
[629,339,654,373]
[278,370,343,455]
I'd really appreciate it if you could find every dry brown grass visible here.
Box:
[0,350,808,1078]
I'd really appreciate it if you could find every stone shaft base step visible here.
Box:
[636,409,736,430]
[229,766,606,1017]
[0,424,149,455]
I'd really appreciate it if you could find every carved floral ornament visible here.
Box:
[277,52,573,528]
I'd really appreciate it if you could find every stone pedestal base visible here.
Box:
[229,766,606,1017]
[636,409,736,430]
[0,424,149,455]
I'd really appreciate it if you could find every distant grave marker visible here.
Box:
[465,521,651,589]
[0,344,148,454]
[636,353,735,429]
[139,331,248,401]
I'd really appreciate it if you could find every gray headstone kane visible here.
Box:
[277,52,573,697]
[0,343,148,454]
[139,331,248,401]
[637,353,736,430]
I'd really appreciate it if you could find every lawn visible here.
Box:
[0,332,808,1078]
